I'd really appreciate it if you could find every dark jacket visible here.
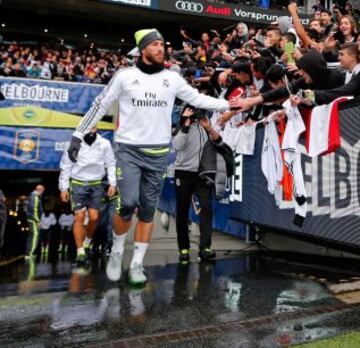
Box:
[315,71,360,105]
[199,138,235,199]
[26,191,43,222]
[0,190,6,249]
[261,50,345,103]
[268,45,284,59]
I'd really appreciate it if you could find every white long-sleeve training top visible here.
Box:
[40,213,57,230]
[58,134,116,191]
[58,213,74,227]
[74,67,230,147]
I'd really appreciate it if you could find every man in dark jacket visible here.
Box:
[313,72,360,105]
[311,43,360,105]
[0,190,6,249]
[234,50,345,111]
[26,185,45,259]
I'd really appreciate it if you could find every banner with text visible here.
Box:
[0,77,104,115]
[158,0,311,25]
[228,99,360,248]
[0,104,114,170]
[159,99,360,248]
[0,126,113,170]
[100,0,159,9]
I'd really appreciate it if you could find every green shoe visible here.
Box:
[83,241,91,257]
[106,252,123,282]
[73,253,90,275]
[179,249,190,262]
[199,248,216,261]
[76,253,87,265]
[128,263,147,286]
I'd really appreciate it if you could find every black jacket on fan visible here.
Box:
[261,50,344,103]
[314,71,360,105]
[199,139,235,200]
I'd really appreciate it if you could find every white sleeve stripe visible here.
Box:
[77,83,110,132]
[77,69,123,132]
[77,93,105,132]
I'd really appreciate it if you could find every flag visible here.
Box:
[305,97,350,157]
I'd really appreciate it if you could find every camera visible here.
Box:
[184,106,207,122]
[192,108,207,120]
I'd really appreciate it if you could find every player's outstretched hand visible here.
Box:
[229,97,256,112]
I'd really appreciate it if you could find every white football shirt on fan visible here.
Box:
[261,120,283,195]
[222,122,239,150]
[235,124,257,155]
[282,100,307,218]
[40,213,57,230]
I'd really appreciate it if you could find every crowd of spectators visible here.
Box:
[0,43,129,84]
[1,1,359,94]
[161,1,360,127]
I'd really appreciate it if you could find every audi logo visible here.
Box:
[175,1,204,13]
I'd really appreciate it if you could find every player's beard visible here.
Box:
[144,51,165,65]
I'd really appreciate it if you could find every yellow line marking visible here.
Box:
[0,255,24,267]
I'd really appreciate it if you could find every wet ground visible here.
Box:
[1,250,360,347]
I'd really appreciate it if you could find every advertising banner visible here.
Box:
[99,0,159,9]
[229,99,360,248]
[0,77,104,115]
[0,126,113,170]
[157,0,311,25]
[0,104,114,170]
[0,105,114,129]
[159,99,360,247]
[0,77,114,170]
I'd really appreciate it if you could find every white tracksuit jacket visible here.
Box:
[58,134,116,191]
[74,67,230,147]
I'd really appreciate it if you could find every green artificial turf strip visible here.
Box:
[294,332,360,348]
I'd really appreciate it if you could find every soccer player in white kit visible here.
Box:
[67,29,242,285]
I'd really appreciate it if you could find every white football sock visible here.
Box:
[111,231,127,255]
[77,247,85,257]
[130,242,149,268]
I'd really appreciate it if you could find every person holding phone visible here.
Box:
[279,32,297,66]
[323,15,358,64]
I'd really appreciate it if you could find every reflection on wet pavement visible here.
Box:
[0,252,360,347]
